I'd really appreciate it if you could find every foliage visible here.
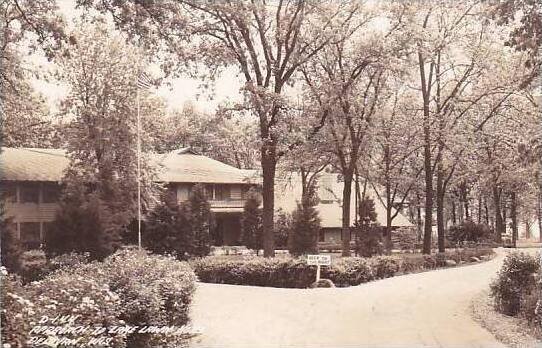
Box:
[490,252,540,316]
[27,270,126,347]
[353,198,383,257]
[0,270,34,347]
[192,249,494,288]
[142,192,192,260]
[391,227,418,251]
[447,220,493,244]
[274,209,292,249]
[45,194,122,260]
[186,184,213,257]
[241,189,263,253]
[0,213,22,273]
[20,250,50,284]
[288,187,321,256]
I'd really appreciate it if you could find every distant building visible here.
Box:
[273,172,414,244]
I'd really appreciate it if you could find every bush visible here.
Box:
[62,249,197,347]
[327,257,375,286]
[27,270,125,347]
[274,209,291,249]
[0,216,22,273]
[369,256,402,279]
[241,189,263,254]
[20,250,50,284]
[48,252,90,271]
[45,194,123,260]
[490,252,540,316]
[288,187,320,256]
[1,269,34,347]
[187,184,213,257]
[142,192,193,260]
[447,220,492,245]
[391,227,418,251]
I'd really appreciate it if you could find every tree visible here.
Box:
[241,188,263,254]
[301,3,408,255]
[353,197,382,257]
[0,1,66,148]
[142,192,192,260]
[289,185,320,256]
[53,22,157,257]
[186,184,213,257]
[45,193,119,260]
[77,0,361,257]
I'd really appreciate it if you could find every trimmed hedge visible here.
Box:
[192,248,494,288]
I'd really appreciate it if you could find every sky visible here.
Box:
[32,0,243,114]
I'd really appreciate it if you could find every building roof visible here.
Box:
[275,172,413,228]
[0,148,69,182]
[0,147,255,185]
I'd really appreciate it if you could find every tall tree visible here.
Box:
[55,23,156,255]
[77,0,361,257]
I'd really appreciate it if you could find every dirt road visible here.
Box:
[190,248,536,347]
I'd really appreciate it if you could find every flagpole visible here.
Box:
[137,80,142,250]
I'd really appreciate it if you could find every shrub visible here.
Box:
[48,252,90,272]
[274,209,292,249]
[75,249,198,347]
[20,250,50,284]
[353,225,384,257]
[391,227,418,251]
[0,215,22,273]
[326,257,374,286]
[288,187,321,256]
[1,269,34,347]
[142,192,192,260]
[241,188,263,254]
[490,252,540,316]
[45,194,122,260]
[447,220,492,245]
[27,270,125,347]
[369,256,402,279]
[186,184,213,257]
[192,257,315,288]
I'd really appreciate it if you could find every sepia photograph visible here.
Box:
[0,0,541,347]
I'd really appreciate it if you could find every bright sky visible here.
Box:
[32,0,243,114]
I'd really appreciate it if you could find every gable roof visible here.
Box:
[0,147,254,185]
[275,172,413,228]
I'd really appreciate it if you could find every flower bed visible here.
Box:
[191,248,494,288]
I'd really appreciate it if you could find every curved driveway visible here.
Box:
[190,249,535,348]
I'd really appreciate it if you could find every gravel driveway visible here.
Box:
[190,248,537,348]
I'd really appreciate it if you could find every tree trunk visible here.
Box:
[417,193,423,243]
[451,200,457,225]
[341,171,354,257]
[261,145,276,257]
[436,161,445,253]
[493,186,504,243]
[477,195,482,224]
[422,134,433,255]
[484,198,490,225]
[524,220,531,239]
[510,191,518,248]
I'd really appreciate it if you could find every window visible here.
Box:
[319,230,325,242]
[42,183,60,203]
[20,184,39,203]
[214,185,231,201]
[0,183,17,203]
[20,222,41,249]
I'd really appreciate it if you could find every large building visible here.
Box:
[0,147,256,249]
[0,147,415,250]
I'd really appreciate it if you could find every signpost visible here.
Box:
[307,255,331,282]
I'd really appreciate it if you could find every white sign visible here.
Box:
[307,254,331,266]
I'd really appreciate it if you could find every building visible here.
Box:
[0,147,256,249]
[274,172,414,244]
